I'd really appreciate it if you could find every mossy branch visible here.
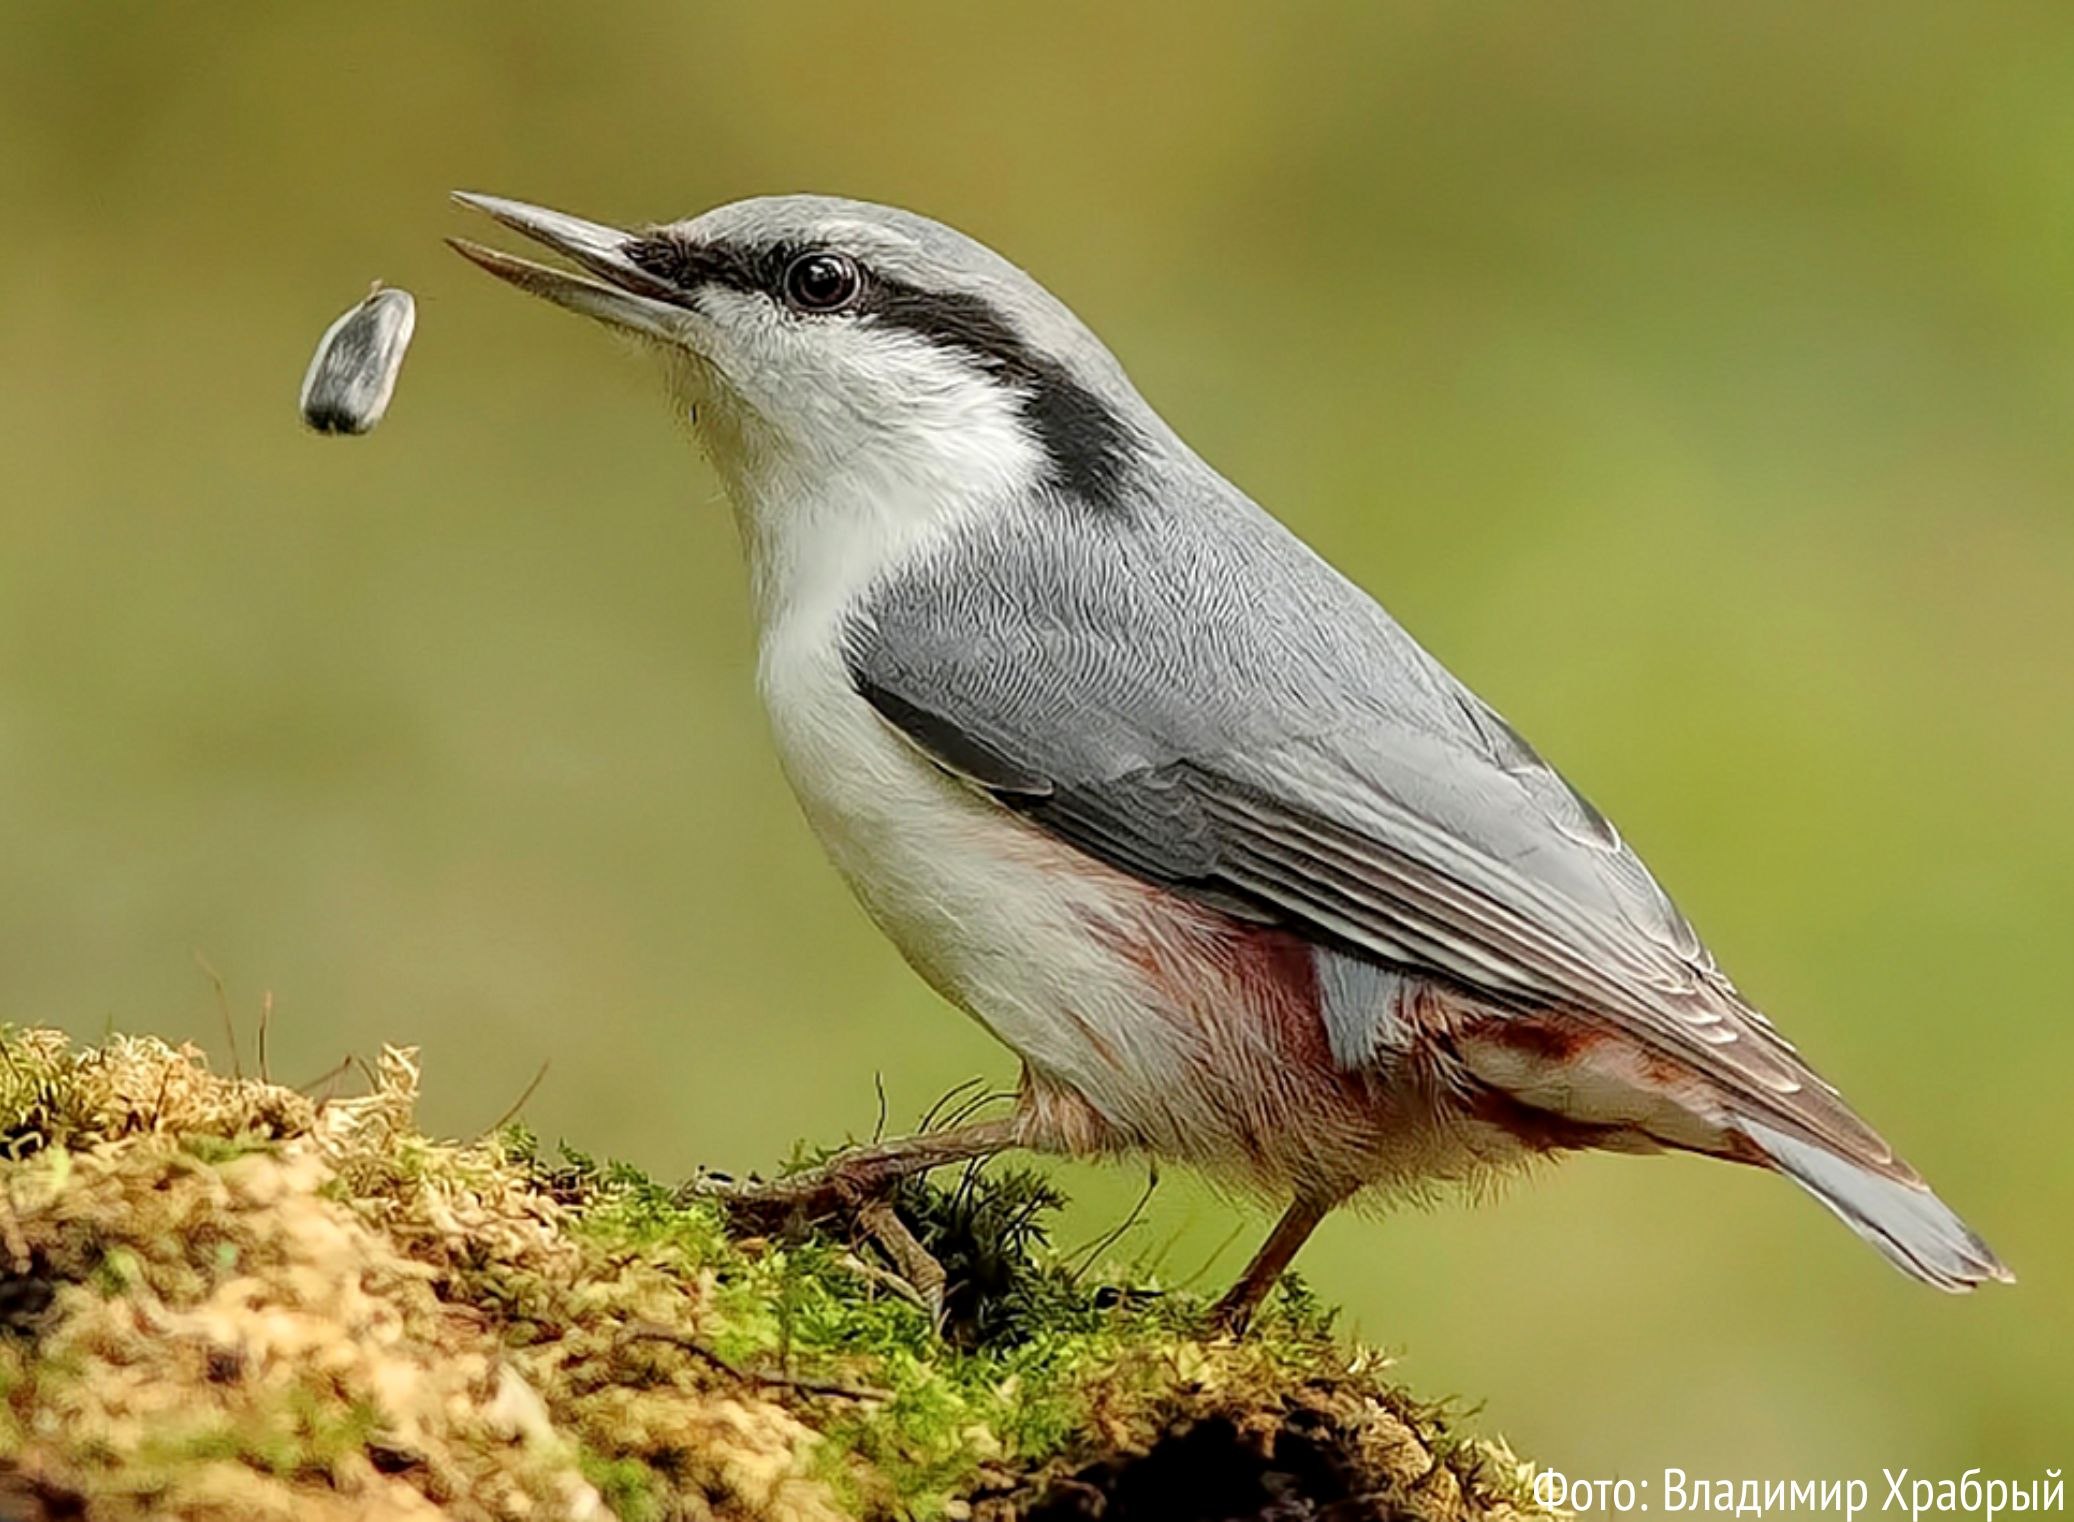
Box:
[0,1028,1555,1522]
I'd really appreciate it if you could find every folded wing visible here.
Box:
[844,491,1906,1180]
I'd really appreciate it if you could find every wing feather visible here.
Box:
[844,492,1906,1177]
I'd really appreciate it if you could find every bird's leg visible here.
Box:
[1212,1194,1336,1334]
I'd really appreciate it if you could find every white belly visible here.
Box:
[756,613,1174,1103]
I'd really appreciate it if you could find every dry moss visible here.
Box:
[0,1029,1555,1521]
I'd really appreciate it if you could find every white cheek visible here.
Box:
[687,298,1036,489]
[677,303,1047,632]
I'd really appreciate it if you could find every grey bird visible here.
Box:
[449,191,2010,1329]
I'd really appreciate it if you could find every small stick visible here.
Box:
[1068,1162,1160,1283]
[480,1059,550,1139]
[256,990,274,1085]
[295,1054,355,1106]
[192,950,242,1080]
[1176,1219,1250,1292]
[938,1086,1015,1133]
[915,1076,986,1133]
[148,1066,174,1131]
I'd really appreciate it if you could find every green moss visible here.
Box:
[0,1026,1555,1522]
[521,1130,1521,1520]
[177,1131,278,1166]
[137,1390,381,1479]
[89,1243,144,1296]
[579,1448,668,1522]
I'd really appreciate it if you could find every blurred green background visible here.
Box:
[2,0,2068,1484]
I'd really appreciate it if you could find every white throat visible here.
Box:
[684,346,1049,644]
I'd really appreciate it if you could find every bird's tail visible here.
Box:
[1734,1116,2013,1291]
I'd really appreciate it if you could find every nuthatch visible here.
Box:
[450,192,2009,1328]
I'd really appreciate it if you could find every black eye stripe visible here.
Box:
[622,235,790,300]
[622,232,1141,512]
[856,281,1140,509]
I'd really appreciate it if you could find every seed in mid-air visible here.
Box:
[299,284,416,435]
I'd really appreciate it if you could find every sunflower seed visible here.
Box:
[299,284,416,435]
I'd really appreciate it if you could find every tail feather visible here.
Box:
[1738,1117,2013,1291]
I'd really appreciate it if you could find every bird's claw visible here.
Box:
[856,1197,948,1332]
[693,1154,895,1232]
[694,1156,949,1331]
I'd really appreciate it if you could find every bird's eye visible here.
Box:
[781,251,862,313]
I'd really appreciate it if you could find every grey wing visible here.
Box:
[844,490,1903,1175]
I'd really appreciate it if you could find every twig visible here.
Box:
[916,1076,986,1133]
[1176,1219,1250,1291]
[939,1087,1015,1133]
[619,1322,889,1401]
[871,1071,889,1145]
[147,1066,173,1132]
[256,990,274,1085]
[480,1059,550,1139]
[1068,1162,1160,1283]
[951,1155,986,1218]
[192,950,242,1080]
[295,1054,355,1107]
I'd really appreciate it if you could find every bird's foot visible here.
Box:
[698,1117,1020,1229]
[854,1196,948,1328]
[1209,1276,1268,1337]
[691,1119,1021,1329]
[697,1153,896,1232]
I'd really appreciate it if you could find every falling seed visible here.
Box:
[299,284,416,435]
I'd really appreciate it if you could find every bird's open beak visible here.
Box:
[447,191,686,341]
